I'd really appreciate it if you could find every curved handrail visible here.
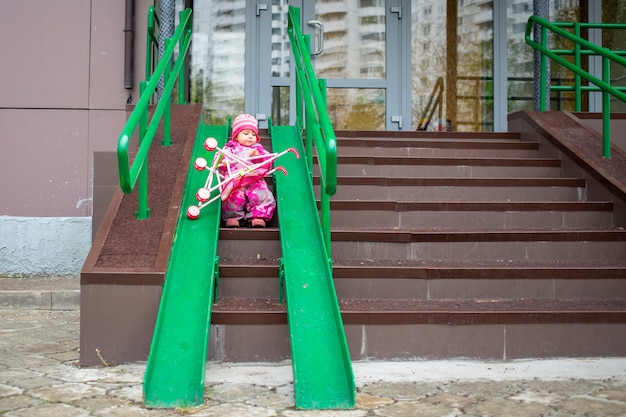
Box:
[287,6,338,256]
[117,7,192,218]
[525,16,626,158]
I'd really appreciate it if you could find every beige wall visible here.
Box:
[0,0,150,217]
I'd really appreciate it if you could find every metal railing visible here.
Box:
[287,5,338,258]
[117,6,192,219]
[525,16,626,158]
[417,76,444,130]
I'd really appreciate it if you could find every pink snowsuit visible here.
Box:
[220,140,276,223]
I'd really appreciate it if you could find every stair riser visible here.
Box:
[207,323,626,361]
[331,185,583,201]
[331,210,613,230]
[333,165,561,178]
[217,277,626,301]
[331,241,626,262]
[218,240,282,261]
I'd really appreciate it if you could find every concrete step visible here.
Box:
[330,229,626,263]
[328,200,614,230]
[335,138,540,158]
[208,297,626,361]
[217,228,626,265]
[216,260,626,301]
[327,177,586,201]
[330,156,562,178]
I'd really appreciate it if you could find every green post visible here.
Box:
[602,51,611,158]
[136,81,151,219]
[318,78,332,258]
[178,10,189,105]
[574,23,581,111]
[162,38,172,146]
[145,7,155,81]
[303,34,314,176]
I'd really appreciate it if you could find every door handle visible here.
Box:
[307,20,324,56]
[256,3,267,16]
[391,6,402,19]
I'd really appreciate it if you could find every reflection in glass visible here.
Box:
[315,1,386,80]
[327,89,386,130]
[411,0,494,132]
[271,86,290,126]
[182,1,246,124]
[603,0,626,112]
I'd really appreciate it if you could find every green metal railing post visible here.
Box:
[178,10,189,105]
[303,34,314,176]
[574,23,582,111]
[162,38,172,146]
[319,78,331,256]
[136,80,151,219]
[602,51,611,158]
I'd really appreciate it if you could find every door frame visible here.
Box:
[247,0,412,131]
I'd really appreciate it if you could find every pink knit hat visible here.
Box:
[231,114,259,142]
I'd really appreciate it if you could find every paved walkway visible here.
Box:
[1,278,626,416]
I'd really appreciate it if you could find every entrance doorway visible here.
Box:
[182,1,598,132]
[260,0,411,131]
[185,0,502,132]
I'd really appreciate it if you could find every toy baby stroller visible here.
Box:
[186,137,299,220]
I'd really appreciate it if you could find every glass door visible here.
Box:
[264,0,411,131]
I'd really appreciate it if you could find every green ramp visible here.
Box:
[272,125,356,409]
[143,124,227,408]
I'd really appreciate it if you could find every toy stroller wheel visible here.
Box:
[194,157,208,171]
[196,188,211,202]
[204,137,218,151]
[187,205,200,219]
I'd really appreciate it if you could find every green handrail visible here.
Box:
[525,16,626,158]
[286,6,338,258]
[117,7,192,219]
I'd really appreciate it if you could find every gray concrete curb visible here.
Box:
[0,290,79,310]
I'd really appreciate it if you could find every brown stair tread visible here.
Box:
[335,155,561,166]
[218,259,626,279]
[328,200,613,211]
[211,298,626,325]
[327,177,586,187]
[213,297,626,312]
[335,138,537,150]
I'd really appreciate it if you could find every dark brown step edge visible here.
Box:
[335,137,537,150]
[331,229,626,243]
[334,130,522,141]
[218,263,626,279]
[328,201,613,212]
[320,177,586,188]
[218,228,626,243]
[335,156,561,167]
[211,299,626,325]
[81,105,203,286]
[211,310,626,325]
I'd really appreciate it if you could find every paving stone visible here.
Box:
[1,308,626,416]
[557,396,626,417]
[464,397,553,417]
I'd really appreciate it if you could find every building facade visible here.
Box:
[0,0,623,275]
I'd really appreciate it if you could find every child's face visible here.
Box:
[235,129,257,147]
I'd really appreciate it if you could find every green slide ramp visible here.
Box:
[143,124,227,408]
[272,125,356,409]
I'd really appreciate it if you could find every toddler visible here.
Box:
[220,114,276,228]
